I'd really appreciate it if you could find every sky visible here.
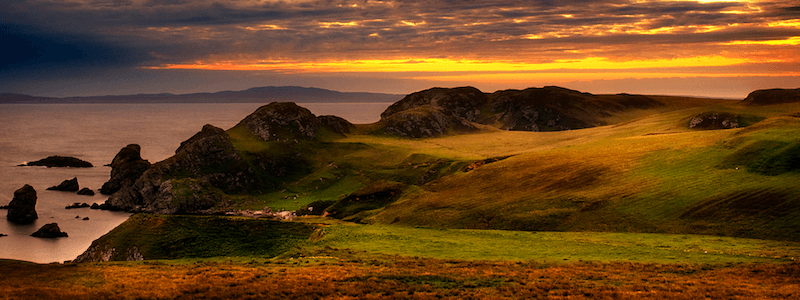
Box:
[2,0,799,98]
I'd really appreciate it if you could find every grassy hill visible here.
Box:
[214,95,800,242]
[6,91,800,299]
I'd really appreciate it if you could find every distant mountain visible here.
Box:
[0,86,403,104]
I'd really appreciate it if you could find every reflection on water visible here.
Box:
[0,102,390,263]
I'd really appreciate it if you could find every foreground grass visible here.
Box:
[2,257,799,299]
[309,220,800,264]
[4,213,800,299]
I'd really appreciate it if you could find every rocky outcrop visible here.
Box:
[30,223,68,238]
[6,184,38,224]
[742,88,800,105]
[318,115,353,135]
[380,86,663,137]
[100,144,151,195]
[381,87,489,122]
[688,112,740,130]
[235,102,320,141]
[47,177,79,192]
[74,243,115,262]
[383,105,479,138]
[21,156,93,168]
[104,124,253,214]
[77,188,95,196]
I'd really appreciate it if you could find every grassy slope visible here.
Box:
[216,96,799,241]
[83,214,316,260]
[360,100,800,241]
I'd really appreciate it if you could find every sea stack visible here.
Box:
[100,144,151,195]
[6,184,38,224]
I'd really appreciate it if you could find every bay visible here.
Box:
[0,102,391,263]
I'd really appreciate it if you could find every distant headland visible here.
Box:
[0,86,403,104]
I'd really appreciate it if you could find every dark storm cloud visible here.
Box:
[1,23,151,77]
[2,0,799,72]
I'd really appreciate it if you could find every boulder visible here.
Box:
[47,177,79,192]
[0,233,7,237]
[6,184,38,224]
[21,156,93,168]
[688,112,740,130]
[30,223,68,238]
[77,188,95,196]
[100,144,151,195]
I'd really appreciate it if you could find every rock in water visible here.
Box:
[77,188,96,196]
[22,156,93,168]
[100,144,151,195]
[47,177,80,192]
[30,223,68,238]
[6,184,38,224]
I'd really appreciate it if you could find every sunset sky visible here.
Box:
[2,0,799,98]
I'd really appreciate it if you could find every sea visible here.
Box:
[0,102,392,263]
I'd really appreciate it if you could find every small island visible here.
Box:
[20,156,93,168]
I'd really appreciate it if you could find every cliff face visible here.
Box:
[379,86,664,137]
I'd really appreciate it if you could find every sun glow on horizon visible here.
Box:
[146,55,757,73]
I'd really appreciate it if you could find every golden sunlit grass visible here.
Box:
[354,100,800,241]
[2,258,798,299]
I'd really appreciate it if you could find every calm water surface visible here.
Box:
[0,102,390,263]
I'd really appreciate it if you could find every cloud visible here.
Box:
[2,0,798,96]
[1,23,151,76]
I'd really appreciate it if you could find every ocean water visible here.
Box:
[0,102,391,263]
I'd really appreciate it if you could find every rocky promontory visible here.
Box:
[104,124,249,214]
[20,156,93,168]
[101,102,354,214]
[6,184,38,224]
[100,144,151,195]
